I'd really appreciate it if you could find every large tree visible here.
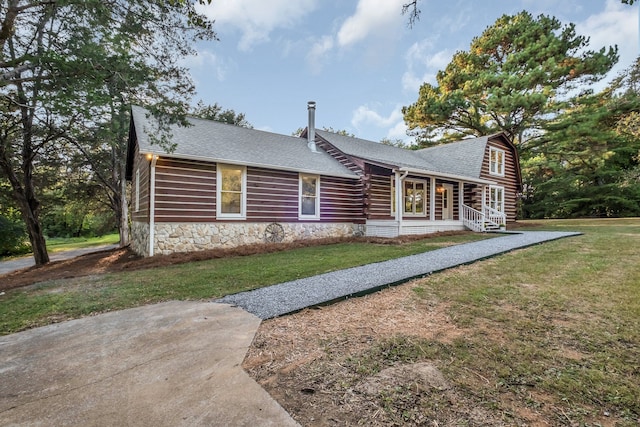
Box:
[522,59,640,218]
[402,11,618,146]
[0,0,214,264]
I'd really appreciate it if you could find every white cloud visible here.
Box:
[179,49,230,81]
[196,0,317,51]
[577,0,638,82]
[401,39,454,93]
[336,0,406,47]
[307,35,334,71]
[351,104,413,143]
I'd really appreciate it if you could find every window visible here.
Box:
[489,186,504,212]
[217,164,246,219]
[135,168,140,212]
[299,174,320,219]
[391,177,426,216]
[489,147,505,176]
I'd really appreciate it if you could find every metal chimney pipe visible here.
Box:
[307,101,317,153]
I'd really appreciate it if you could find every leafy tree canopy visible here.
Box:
[191,101,252,128]
[402,11,618,146]
[522,58,640,218]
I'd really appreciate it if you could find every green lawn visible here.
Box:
[46,233,120,253]
[272,218,639,425]
[0,233,493,335]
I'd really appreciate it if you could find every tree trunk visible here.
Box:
[23,200,49,265]
[0,151,50,265]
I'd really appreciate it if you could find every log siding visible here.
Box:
[154,158,216,223]
[479,138,520,223]
[145,160,362,224]
[131,149,150,223]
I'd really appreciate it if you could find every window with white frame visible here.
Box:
[489,185,504,212]
[489,147,505,176]
[299,174,320,219]
[391,177,427,216]
[217,164,246,219]
[135,168,140,212]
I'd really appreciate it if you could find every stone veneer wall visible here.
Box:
[147,222,362,256]
[130,221,150,257]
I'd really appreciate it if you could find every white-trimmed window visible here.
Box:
[299,174,320,219]
[217,164,246,219]
[135,168,140,212]
[489,147,505,176]
[489,185,504,212]
[391,177,427,216]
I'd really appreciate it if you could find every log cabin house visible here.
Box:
[126,103,522,256]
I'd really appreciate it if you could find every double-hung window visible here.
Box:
[391,178,426,216]
[489,147,505,176]
[299,174,320,219]
[217,164,246,219]
[489,185,504,212]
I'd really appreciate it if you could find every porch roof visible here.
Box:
[315,130,497,185]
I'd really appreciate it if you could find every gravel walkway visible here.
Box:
[219,231,581,319]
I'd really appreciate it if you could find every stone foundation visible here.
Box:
[131,221,150,257]
[131,222,362,256]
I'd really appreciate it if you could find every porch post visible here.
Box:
[458,181,463,220]
[429,177,435,221]
[395,171,404,236]
[481,185,487,212]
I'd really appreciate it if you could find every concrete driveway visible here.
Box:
[0,244,119,276]
[0,301,298,426]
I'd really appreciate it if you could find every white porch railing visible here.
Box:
[483,206,506,230]
[461,204,485,232]
[461,204,506,232]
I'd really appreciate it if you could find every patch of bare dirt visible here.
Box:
[0,231,470,291]
[243,284,520,426]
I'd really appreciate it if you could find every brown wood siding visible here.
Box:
[366,165,394,220]
[246,167,298,221]
[320,176,364,223]
[146,160,362,224]
[131,147,150,223]
[153,158,216,222]
[479,137,520,222]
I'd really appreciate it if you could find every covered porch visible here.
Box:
[364,167,506,238]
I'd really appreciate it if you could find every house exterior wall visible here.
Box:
[131,149,150,223]
[131,221,150,257]
[128,154,364,256]
[151,221,359,255]
[154,158,216,223]
[479,137,520,223]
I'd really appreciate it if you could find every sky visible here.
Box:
[186,0,639,144]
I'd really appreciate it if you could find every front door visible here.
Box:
[442,183,454,220]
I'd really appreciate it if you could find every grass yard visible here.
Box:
[244,218,640,426]
[45,233,120,252]
[0,233,492,335]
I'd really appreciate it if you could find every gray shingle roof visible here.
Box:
[131,106,358,179]
[316,130,495,181]
[415,136,489,178]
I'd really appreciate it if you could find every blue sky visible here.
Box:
[188,0,639,144]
